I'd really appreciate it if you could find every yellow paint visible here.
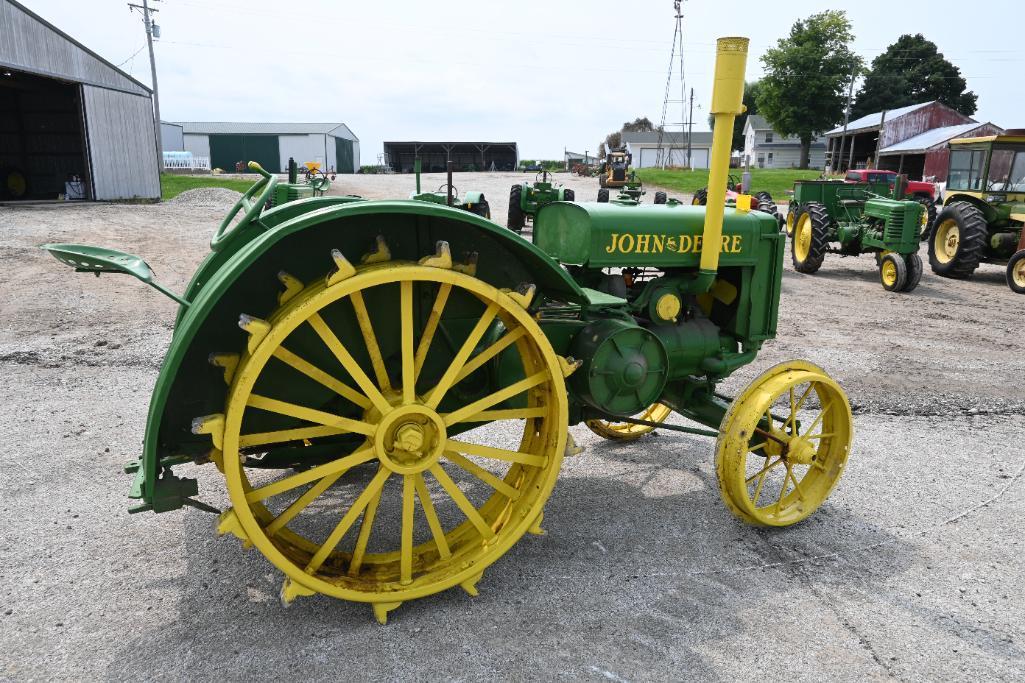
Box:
[1012,258,1025,288]
[735,194,752,212]
[933,218,959,264]
[586,403,673,441]
[794,212,812,262]
[880,259,898,287]
[214,260,568,619]
[949,135,1025,145]
[603,232,744,255]
[655,293,682,322]
[715,360,853,526]
[418,241,453,269]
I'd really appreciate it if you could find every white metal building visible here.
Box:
[0,0,160,201]
[620,131,714,169]
[177,122,360,174]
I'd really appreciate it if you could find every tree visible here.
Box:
[757,11,861,168]
[600,117,657,155]
[603,131,622,152]
[709,81,762,152]
[851,34,977,118]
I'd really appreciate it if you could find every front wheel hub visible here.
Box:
[375,405,447,474]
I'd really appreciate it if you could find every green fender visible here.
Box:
[140,200,586,507]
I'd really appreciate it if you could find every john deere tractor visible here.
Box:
[599,146,633,189]
[694,174,782,228]
[930,134,1025,294]
[409,159,491,219]
[596,170,667,205]
[506,170,575,233]
[40,38,854,624]
[789,177,925,292]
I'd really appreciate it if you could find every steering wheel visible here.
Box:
[210,162,278,251]
[436,183,458,197]
[726,174,739,191]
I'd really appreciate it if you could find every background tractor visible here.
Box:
[409,158,491,219]
[507,170,575,233]
[930,134,1025,294]
[788,177,924,292]
[40,38,853,624]
[841,169,937,240]
[694,174,782,228]
[596,171,667,205]
[598,146,633,188]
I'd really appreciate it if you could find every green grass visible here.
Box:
[635,168,826,200]
[160,173,254,200]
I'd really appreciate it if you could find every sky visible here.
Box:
[21,0,1024,163]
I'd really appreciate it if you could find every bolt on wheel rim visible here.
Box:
[881,260,898,287]
[933,219,959,264]
[220,264,567,603]
[794,214,812,261]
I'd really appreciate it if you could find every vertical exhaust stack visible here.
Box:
[699,37,750,287]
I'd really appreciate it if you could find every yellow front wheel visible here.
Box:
[585,403,672,440]
[216,256,567,620]
[716,361,853,527]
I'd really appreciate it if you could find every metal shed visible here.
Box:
[383,142,518,173]
[0,0,160,201]
[877,122,1005,182]
[177,122,360,174]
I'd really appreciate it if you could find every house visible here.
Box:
[823,101,975,176]
[876,122,1004,182]
[620,131,713,169]
[742,115,827,169]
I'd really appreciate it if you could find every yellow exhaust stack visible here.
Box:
[699,37,750,284]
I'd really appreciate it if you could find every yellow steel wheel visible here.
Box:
[785,208,796,236]
[585,403,673,441]
[933,218,959,265]
[715,360,853,527]
[793,213,812,262]
[219,262,567,619]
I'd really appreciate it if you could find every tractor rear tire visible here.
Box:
[879,253,908,292]
[791,202,829,274]
[654,191,667,204]
[915,196,937,241]
[562,188,575,202]
[599,174,607,188]
[507,185,525,232]
[755,191,783,229]
[901,253,923,293]
[691,188,708,206]
[929,201,987,279]
[1007,250,1025,294]
[597,188,609,203]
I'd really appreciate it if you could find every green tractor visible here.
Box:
[409,158,491,219]
[929,134,1025,293]
[694,174,782,227]
[39,37,854,624]
[506,170,575,233]
[597,171,667,205]
[789,177,925,292]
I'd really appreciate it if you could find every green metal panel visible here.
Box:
[209,135,281,174]
[335,136,354,173]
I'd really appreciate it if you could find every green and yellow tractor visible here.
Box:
[506,170,575,233]
[788,177,925,292]
[40,38,853,623]
[929,134,1025,294]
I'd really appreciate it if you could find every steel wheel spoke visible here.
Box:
[788,387,797,435]
[749,441,768,453]
[265,470,344,537]
[414,473,451,561]
[776,463,792,512]
[399,280,416,404]
[401,474,415,584]
[788,469,805,500]
[307,312,392,415]
[452,327,528,385]
[444,451,520,500]
[806,432,833,440]
[239,423,350,449]
[349,290,392,393]
[414,283,452,380]
[428,464,496,541]
[272,346,372,410]
[306,466,390,573]
[446,439,545,468]
[246,394,375,436]
[245,445,374,504]
[745,456,781,485]
[347,486,382,576]
[801,403,830,437]
[793,384,813,414]
[752,466,771,506]
[443,370,549,426]
[425,303,500,409]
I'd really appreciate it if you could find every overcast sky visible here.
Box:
[24,0,1024,162]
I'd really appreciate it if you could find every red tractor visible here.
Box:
[692,174,783,228]
[842,169,938,240]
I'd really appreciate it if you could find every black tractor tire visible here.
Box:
[1007,249,1025,294]
[755,190,783,228]
[784,202,799,236]
[562,188,575,202]
[928,201,987,279]
[654,191,667,204]
[879,253,908,292]
[597,188,610,203]
[791,202,829,274]
[901,253,923,293]
[471,199,491,220]
[915,195,937,241]
[507,185,525,232]
[599,174,608,188]
[691,188,708,206]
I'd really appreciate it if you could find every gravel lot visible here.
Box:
[1,173,1023,681]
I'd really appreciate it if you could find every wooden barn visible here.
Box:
[876,122,1005,182]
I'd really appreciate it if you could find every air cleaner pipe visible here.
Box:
[698,37,749,289]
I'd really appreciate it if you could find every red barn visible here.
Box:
[876,122,1004,182]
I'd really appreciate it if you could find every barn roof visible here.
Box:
[879,123,1003,155]
[825,102,934,137]
[177,122,358,140]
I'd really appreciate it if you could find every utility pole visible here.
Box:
[833,64,857,173]
[129,0,163,171]
[686,87,693,169]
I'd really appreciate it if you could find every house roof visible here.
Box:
[177,122,358,140]
[745,115,770,131]
[878,123,1003,155]
[622,131,713,145]
[824,102,934,136]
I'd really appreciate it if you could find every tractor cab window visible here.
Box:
[947,149,985,191]
[987,148,1025,192]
